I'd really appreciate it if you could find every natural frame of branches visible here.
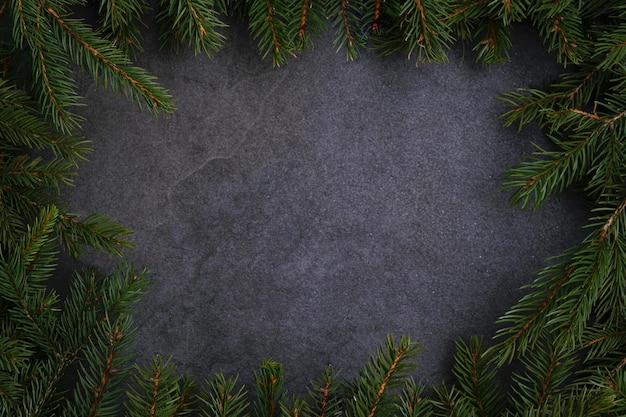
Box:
[2,0,626,415]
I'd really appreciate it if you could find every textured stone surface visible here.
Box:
[63,23,591,393]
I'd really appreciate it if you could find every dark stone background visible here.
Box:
[62,22,591,394]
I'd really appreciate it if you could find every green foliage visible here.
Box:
[3,0,626,416]
[344,335,421,417]
[2,0,175,133]
[97,0,149,57]
[126,355,197,416]
[0,77,134,257]
[247,0,295,66]
[156,0,227,57]
[0,207,150,415]
[200,373,249,417]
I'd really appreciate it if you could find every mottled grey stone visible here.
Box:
[62,22,591,394]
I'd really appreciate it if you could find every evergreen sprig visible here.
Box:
[97,0,149,57]
[200,373,249,417]
[344,335,421,417]
[125,355,197,416]
[247,0,295,66]
[4,0,626,416]
[156,0,227,57]
[0,75,135,258]
[0,207,149,416]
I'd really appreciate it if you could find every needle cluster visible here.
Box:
[2,0,626,416]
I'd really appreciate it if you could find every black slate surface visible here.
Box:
[62,22,591,393]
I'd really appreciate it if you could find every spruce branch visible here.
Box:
[344,335,421,417]
[126,355,197,416]
[450,336,503,417]
[527,0,589,65]
[156,0,227,57]
[494,251,578,363]
[1,154,75,192]
[397,378,432,417]
[443,0,520,64]
[430,384,468,417]
[46,5,175,115]
[66,315,137,417]
[291,0,327,50]
[281,396,308,417]
[329,0,367,60]
[501,88,626,209]
[253,359,287,417]
[22,2,83,133]
[508,336,578,413]
[502,128,600,211]
[0,78,90,165]
[303,365,342,417]
[56,212,135,258]
[56,265,149,360]
[373,0,453,64]
[582,324,626,364]
[199,373,249,417]
[0,209,149,416]
[248,0,295,66]
[472,17,511,64]
[496,194,626,359]
[593,25,626,71]
[500,63,611,132]
[97,0,149,57]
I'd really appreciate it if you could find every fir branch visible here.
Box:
[502,138,589,211]
[126,355,197,416]
[371,0,382,32]
[329,0,366,60]
[291,0,327,50]
[500,88,567,131]
[45,5,175,114]
[497,193,626,360]
[97,0,149,57]
[22,2,83,133]
[451,336,503,417]
[528,0,589,65]
[0,182,48,243]
[473,17,511,64]
[508,337,579,413]
[339,0,355,54]
[0,78,90,165]
[495,255,577,363]
[85,320,127,417]
[56,212,135,258]
[304,365,341,417]
[199,374,249,417]
[64,314,138,416]
[1,155,75,192]
[156,0,227,57]
[253,359,286,417]
[20,205,58,271]
[430,384,467,417]
[1,207,61,334]
[248,0,294,66]
[344,335,421,417]
[500,64,609,131]
[397,378,432,417]
[55,264,149,412]
[502,102,622,209]
[443,0,518,64]
[62,268,154,416]
[282,397,308,417]
[594,26,626,71]
[373,0,453,64]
